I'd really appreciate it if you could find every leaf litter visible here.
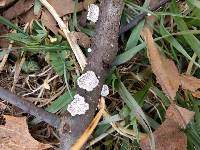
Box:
[0,115,52,150]
[0,0,200,149]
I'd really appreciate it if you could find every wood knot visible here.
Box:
[62,123,71,134]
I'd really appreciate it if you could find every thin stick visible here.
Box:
[39,0,87,70]
[0,87,61,128]
[119,0,170,34]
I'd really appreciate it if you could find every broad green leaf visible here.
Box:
[125,20,144,50]
[49,50,72,76]
[113,43,145,66]
[46,91,75,113]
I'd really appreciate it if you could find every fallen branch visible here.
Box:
[0,87,61,128]
[59,0,124,149]
[119,0,170,34]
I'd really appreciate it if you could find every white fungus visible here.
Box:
[67,94,89,116]
[87,4,99,23]
[87,48,92,53]
[77,71,99,91]
[101,84,109,97]
[147,13,151,16]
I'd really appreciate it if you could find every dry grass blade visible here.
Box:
[11,56,25,92]
[142,26,180,102]
[39,0,87,70]
[70,97,105,150]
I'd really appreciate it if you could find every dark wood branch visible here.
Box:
[0,87,61,128]
[59,0,124,149]
[119,0,170,34]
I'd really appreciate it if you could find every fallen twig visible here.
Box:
[58,0,124,149]
[0,87,61,128]
[119,0,170,34]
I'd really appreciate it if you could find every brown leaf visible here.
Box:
[180,74,200,98]
[166,104,195,128]
[0,0,16,8]
[142,26,180,101]
[41,0,84,34]
[20,8,40,24]
[41,10,59,34]
[140,104,194,150]
[72,32,91,48]
[47,0,83,17]
[0,115,51,150]
[0,24,9,49]
[192,91,200,98]
[3,0,34,20]
[180,74,200,92]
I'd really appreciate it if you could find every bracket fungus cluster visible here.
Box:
[77,71,99,92]
[87,4,99,23]
[67,94,89,116]
[101,84,109,97]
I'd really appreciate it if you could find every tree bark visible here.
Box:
[59,0,124,149]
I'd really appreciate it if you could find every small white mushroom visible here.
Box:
[147,13,151,16]
[77,71,99,91]
[101,84,109,97]
[67,94,89,116]
[87,48,92,53]
[87,4,99,23]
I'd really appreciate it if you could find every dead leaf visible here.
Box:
[140,119,187,150]
[72,32,91,48]
[3,0,34,20]
[47,0,83,17]
[41,0,84,34]
[20,8,40,24]
[191,91,200,98]
[180,74,200,92]
[0,0,15,8]
[142,26,180,101]
[140,104,194,150]
[41,10,59,34]
[166,104,195,128]
[0,115,51,150]
[0,24,9,49]
[180,74,200,98]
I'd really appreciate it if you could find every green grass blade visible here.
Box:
[34,0,42,15]
[125,20,144,51]
[170,0,200,58]
[0,16,26,34]
[187,0,200,9]
[114,29,200,66]
[159,23,200,68]
[31,90,75,124]
[118,82,155,150]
